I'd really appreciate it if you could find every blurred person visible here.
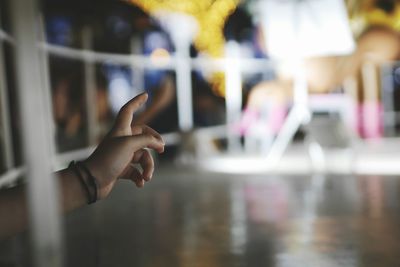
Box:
[222,5,281,136]
[96,69,114,139]
[135,72,177,131]
[0,93,165,239]
[94,18,180,134]
[239,15,400,137]
[224,5,274,91]
[101,63,178,134]
[51,64,87,152]
[134,28,179,133]
[191,71,225,127]
[92,1,149,53]
[45,15,75,46]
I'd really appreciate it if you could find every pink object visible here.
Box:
[233,108,259,135]
[233,104,287,136]
[267,104,287,134]
[360,101,383,139]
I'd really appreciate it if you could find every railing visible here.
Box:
[1,12,400,187]
[0,22,276,186]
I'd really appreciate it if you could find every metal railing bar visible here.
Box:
[0,29,15,44]
[0,167,25,188]
[41,42,276,73]
[41,42,176,69]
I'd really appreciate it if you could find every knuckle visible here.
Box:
[149,134,158,142]
[143,133,154,141]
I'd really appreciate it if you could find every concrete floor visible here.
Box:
[4,164,400,267]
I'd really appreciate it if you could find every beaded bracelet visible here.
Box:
[69,161,98,204]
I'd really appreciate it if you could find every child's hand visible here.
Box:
[83,93,165,199]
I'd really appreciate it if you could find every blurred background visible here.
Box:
[2,0,400,266]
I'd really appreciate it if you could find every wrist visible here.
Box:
[58,168,88,212]
[68,161,98,204]
[83,156,119,200]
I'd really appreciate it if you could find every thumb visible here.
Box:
[113,93,148,132]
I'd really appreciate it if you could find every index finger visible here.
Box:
[128,133,165,154]
[113,93,148,130]
[132,125,164,145]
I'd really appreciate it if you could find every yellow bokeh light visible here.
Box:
[348,1,400,35]
[150,48,171,66]
[126,0,240,96]
[127,0,238,57]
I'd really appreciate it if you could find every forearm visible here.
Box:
[0,185,29,239]
[0,168,87,239]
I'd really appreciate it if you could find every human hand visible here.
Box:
[83,93,165,200]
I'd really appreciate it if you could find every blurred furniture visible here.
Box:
[259,0,355,166]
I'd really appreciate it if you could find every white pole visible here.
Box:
[175,42,193,131]
[155,12,197,132]
[266,59,310,166]
[225,41,242,152]
[10,0,63,266]
[38,14,57,160]
[130,36,145,95]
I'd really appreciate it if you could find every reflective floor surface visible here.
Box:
[5,165,400,266]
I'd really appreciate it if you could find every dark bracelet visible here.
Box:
[68,161,98,204]
[77,161,98,203]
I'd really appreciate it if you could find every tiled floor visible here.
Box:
[62,165,400,267]
[6,165,400,266]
